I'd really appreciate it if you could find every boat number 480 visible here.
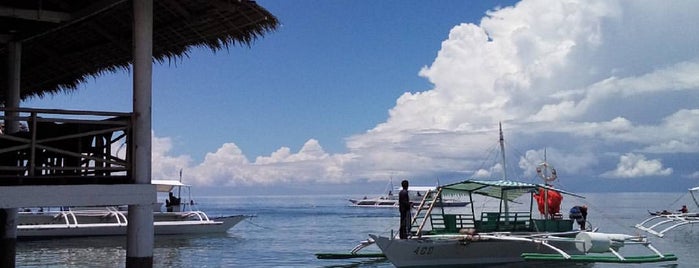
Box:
[413,246,434,255]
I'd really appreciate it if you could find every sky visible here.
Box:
[23,0,699,195]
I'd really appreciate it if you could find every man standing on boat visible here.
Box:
[399,180,410,239]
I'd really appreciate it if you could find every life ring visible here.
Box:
[536,162,557,182]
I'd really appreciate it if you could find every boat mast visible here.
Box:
[543,149,549,219]
[499,122,509,215]
[499,122,507,180]
[178,169,183,200]
[536,149,560,219]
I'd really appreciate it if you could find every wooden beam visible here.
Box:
[0,6,71,23]
[20,0,127,43]
[0,185,156,208]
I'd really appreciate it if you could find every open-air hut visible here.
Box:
[0,1,278,267]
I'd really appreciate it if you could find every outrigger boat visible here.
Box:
[364,180,676,267]
[635,186,699,237]
[320,124,677,266]
[17,179,247,238]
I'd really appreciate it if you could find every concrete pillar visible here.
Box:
[126,0,154,267]
[5,42,21,130]
[0,209,17,268]
[1,41,22,268]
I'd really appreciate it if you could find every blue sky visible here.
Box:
[24,0,699,195]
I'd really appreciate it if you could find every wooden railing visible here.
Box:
[430,213,476,233]
[0,108,133,185]
[477,211,532,232]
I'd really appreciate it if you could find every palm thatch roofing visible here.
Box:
[0,0,279,103]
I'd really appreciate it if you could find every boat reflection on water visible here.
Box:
[17,233,244,267]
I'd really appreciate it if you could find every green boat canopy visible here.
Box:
[439,180,584,201]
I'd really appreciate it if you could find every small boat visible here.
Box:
[635,186,699,237]
[17,179,247,239]
[349,185,469,208]
[648,210,672,216]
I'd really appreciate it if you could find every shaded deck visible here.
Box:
[0,107,132,186]
[0,107,152,209]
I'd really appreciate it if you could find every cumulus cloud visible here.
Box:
[151,134,192,180]
[601,153,672,178]
[154,139,356,186]
[152,0,699,188]
[342,0,699,183]
[532,62,699,121]
[518,148,597,179]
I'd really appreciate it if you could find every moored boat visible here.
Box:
[17,179,247,239]
[349,186,469,208]
[635,186,699,237]
[331,124,677,266]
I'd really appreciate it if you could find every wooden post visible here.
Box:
[126,0,154,267]
[1,40,22,268]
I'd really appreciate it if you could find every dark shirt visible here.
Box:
[399,189,410,213]
[168,194,180,206]
[580,206,588,219]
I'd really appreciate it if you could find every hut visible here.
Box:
[0,1,278,267]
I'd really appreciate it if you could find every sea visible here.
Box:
[16,192,698,267]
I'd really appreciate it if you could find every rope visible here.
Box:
[667,192,688,208]
[473,142,500,177]
[243,216,273,230]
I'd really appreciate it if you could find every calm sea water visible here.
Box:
[16,192,698,267]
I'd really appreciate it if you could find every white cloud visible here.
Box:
[474,162,506,180]
[531,62,699,121]
[601,153,672,178]
[151,0,699,189]
[638,109,699,153]
[342,0,698,184]
[550,110,699,154]
[163,139,357,186]
[518,148,597,179]
[150,133,192,181]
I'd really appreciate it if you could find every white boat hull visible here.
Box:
[348,200,398,208]
[370,234,585,267]
[349,199,469,208]
[17,213,247,238]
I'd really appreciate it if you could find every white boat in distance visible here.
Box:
[17,179,247,239]
[349,186,469,208]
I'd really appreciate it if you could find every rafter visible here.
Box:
[0,5,71,23]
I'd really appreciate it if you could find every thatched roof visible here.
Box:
[0,0,278,103]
